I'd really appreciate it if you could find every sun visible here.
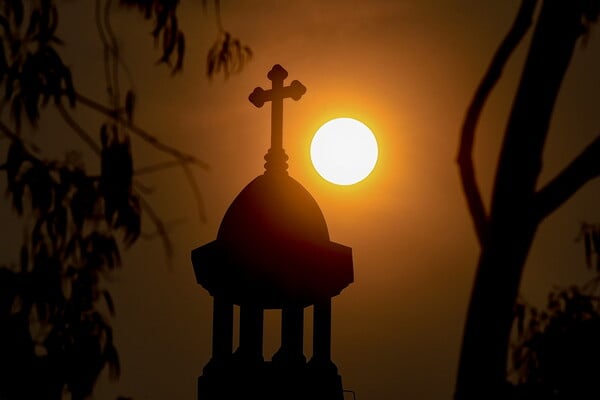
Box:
[310,118,378,185]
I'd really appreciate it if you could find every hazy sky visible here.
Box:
[1,1,599,399]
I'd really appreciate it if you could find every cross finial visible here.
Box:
[249,64,306,173]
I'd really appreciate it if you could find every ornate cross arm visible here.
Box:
[457,0,537,247]
[248,64,306,151]
[534,134,600,222]
[249,80,306,107]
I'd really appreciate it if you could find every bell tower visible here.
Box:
[192,64,353,400]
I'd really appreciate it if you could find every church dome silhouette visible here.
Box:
[193,169,352,308]
[218,172,330,250]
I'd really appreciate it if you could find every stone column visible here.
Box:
[211,296,233,362]
[312,299,332,365]
[239,305,264,362]
[274,306,305,364]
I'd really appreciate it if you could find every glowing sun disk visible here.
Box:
[310,118,378,185]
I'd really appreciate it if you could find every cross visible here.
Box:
[249,65,306,152]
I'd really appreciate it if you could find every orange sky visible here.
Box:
[1,1,599,399]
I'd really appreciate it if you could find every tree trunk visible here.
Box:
[455,1,584,398]
[456,222,537,399]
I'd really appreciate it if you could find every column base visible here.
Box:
[198,359,343,400]
[271,348,307,366]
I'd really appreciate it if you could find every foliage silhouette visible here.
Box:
[455,1,600,399]
[0,1,251,399]
[580,222,600,271]
[509,224,600,399]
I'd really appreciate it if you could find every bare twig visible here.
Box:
[96,0,113,103]
[75,90,117,117]
[535,134,600,221]
[135,160,184,175]
[127,123,209,169]
[0,121,103,179]
[0,120,21,142]
[0,121,43,162]
[214,0,224,32]
[140,218,185,239]
[74,92,210,171]
[133,180,154,195]
[181,162,206,222]
[104,0,121,111]
[456,0,537,246]
[56,104,102,155]
[136,192,174,266]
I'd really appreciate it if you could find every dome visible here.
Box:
[192,171,353,308]
[218,173,330,248]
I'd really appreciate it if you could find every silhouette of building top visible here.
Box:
[192,65,351,400]
[192,65,353,308]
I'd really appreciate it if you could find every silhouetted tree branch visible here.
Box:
[181,161,207,222]
[0,1,250,398]
[457,0,537,247]
[137,193,173,260]
[134,159,186,175]
[0,121,53,169]
[74,92,211,171]
[0,120,21,143]
[455,1,600,399]
[56,103,103,155]
[579,223,600,270]
[534,134,600,221]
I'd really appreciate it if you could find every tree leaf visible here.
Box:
[25,10,40,38]
[12,0,24,28]
[124,90,135,123]
[20,245,28,273]
[0,41,7,81]
[63,67,76,107]
[584,230,592,269]
[24,165,53,214]
[173,32,185,74]
[103,290,115,317]
[4,72,14,101]
[53,205,68,242]
[591,227,600,271]
[6,141,24,191]
[0,16,12,41]
[104,342,120,381]
[515,302,525,336]
[47,4,59,36]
